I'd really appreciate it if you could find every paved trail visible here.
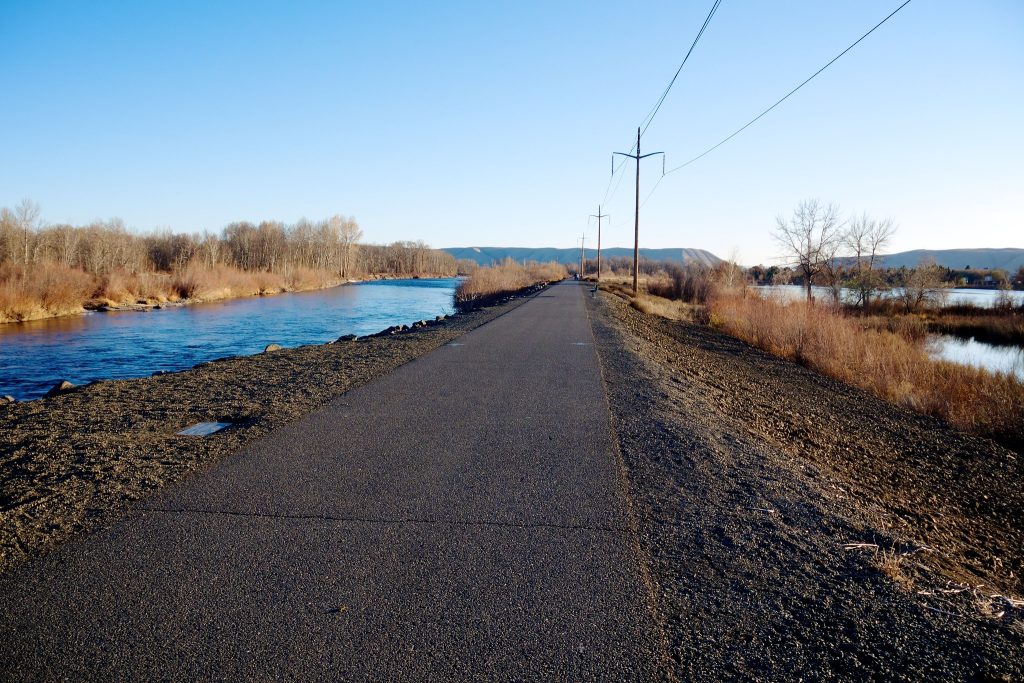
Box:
[0,282,665,681]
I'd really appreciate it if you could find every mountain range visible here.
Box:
[871,248,1024,271]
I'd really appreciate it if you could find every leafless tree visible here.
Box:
[773,199,843,303]
[844,213,896,308]
[335,215,362,278]
[14,199,41,265]
[898,259,948,312]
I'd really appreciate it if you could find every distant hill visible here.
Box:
[442,246,721,268]
[877,248,1024,271]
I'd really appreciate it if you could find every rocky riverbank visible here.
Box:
[0,290,535,573]
[588,290,1022,680]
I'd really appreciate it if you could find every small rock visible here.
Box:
[435,315,446,321]
[263,343,283,353]
[337,334,358,342]
[45,380,76,398]
[0,395,16,405]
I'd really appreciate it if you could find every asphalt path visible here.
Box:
[0,281,665,681]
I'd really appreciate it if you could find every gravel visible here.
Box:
[588,290,1022,681]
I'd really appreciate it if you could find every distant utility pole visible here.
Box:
[615,127,663,294]
[579,233,586,279]
[589,205,608,282]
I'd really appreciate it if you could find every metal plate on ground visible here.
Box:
[177,422,233,437]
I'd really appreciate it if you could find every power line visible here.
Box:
[601,154,631,206]
[665,0,913,176]
[599,0,721,208]
[639,0,723,139]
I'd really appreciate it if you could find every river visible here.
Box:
[0,278,458,401]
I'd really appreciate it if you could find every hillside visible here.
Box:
[443,246,721,268]
[878,248,1024,271]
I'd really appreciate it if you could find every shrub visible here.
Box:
[455,259,566,309]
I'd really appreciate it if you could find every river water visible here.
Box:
[0,278,458,401]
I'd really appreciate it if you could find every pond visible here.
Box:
[759,285,1024,308]
[0,278,458,401]
[927,334,1024,381]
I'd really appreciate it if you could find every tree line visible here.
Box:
[0,199,456,280]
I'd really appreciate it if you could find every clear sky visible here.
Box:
[1,0,1021,264]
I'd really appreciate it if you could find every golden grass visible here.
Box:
[0,262,345,323]
[0,263,94,322]
[630,293,700,321]
[455,259,566,307]
[708,293,1024,448]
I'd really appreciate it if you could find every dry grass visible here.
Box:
[853,300,1024,346]
[928,312,1024,346]
[0,262,345,323]
[0,263,95,322]
[707,293,1024,449]
[871,548,917,592]
[455,259,566,308]
[630,293,700,321]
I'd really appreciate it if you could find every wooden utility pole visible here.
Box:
[615,127,663,294]
[589,205,608,282]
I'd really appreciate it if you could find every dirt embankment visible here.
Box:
[0,293,533,574]
[589,291,1022,681]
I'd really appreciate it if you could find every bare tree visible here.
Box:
[816,235,846,305]
[773,199,843,303]
[898,259,948,312]
[844,213,896,308]
[335,215,362,279]
[14,199,41,266]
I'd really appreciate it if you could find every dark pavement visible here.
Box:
[0,282,665,681]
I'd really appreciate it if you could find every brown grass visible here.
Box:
[928,313,1024,346]
[0,262,345,324]
[630,293,700,321]
[0,263,95,322]
[871,548,916,592]
[852,300,1024,346]
[455,259,566,308]
[708,293,1024,450]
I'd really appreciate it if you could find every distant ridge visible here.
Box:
[876,248,1024,271]
[442,246,721,268]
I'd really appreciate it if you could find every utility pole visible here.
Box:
[615,127,663,294]
[589,205,608,282]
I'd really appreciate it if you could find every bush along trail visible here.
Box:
[588,289,1022,680]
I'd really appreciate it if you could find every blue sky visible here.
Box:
[1,0,1021,264]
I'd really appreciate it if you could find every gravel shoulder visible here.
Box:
[0,294,534,574]
[588,290,1023,681]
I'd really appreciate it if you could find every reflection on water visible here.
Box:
[759,285,1024,308]
[0,278,458,401]
[927,335,1024,381]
